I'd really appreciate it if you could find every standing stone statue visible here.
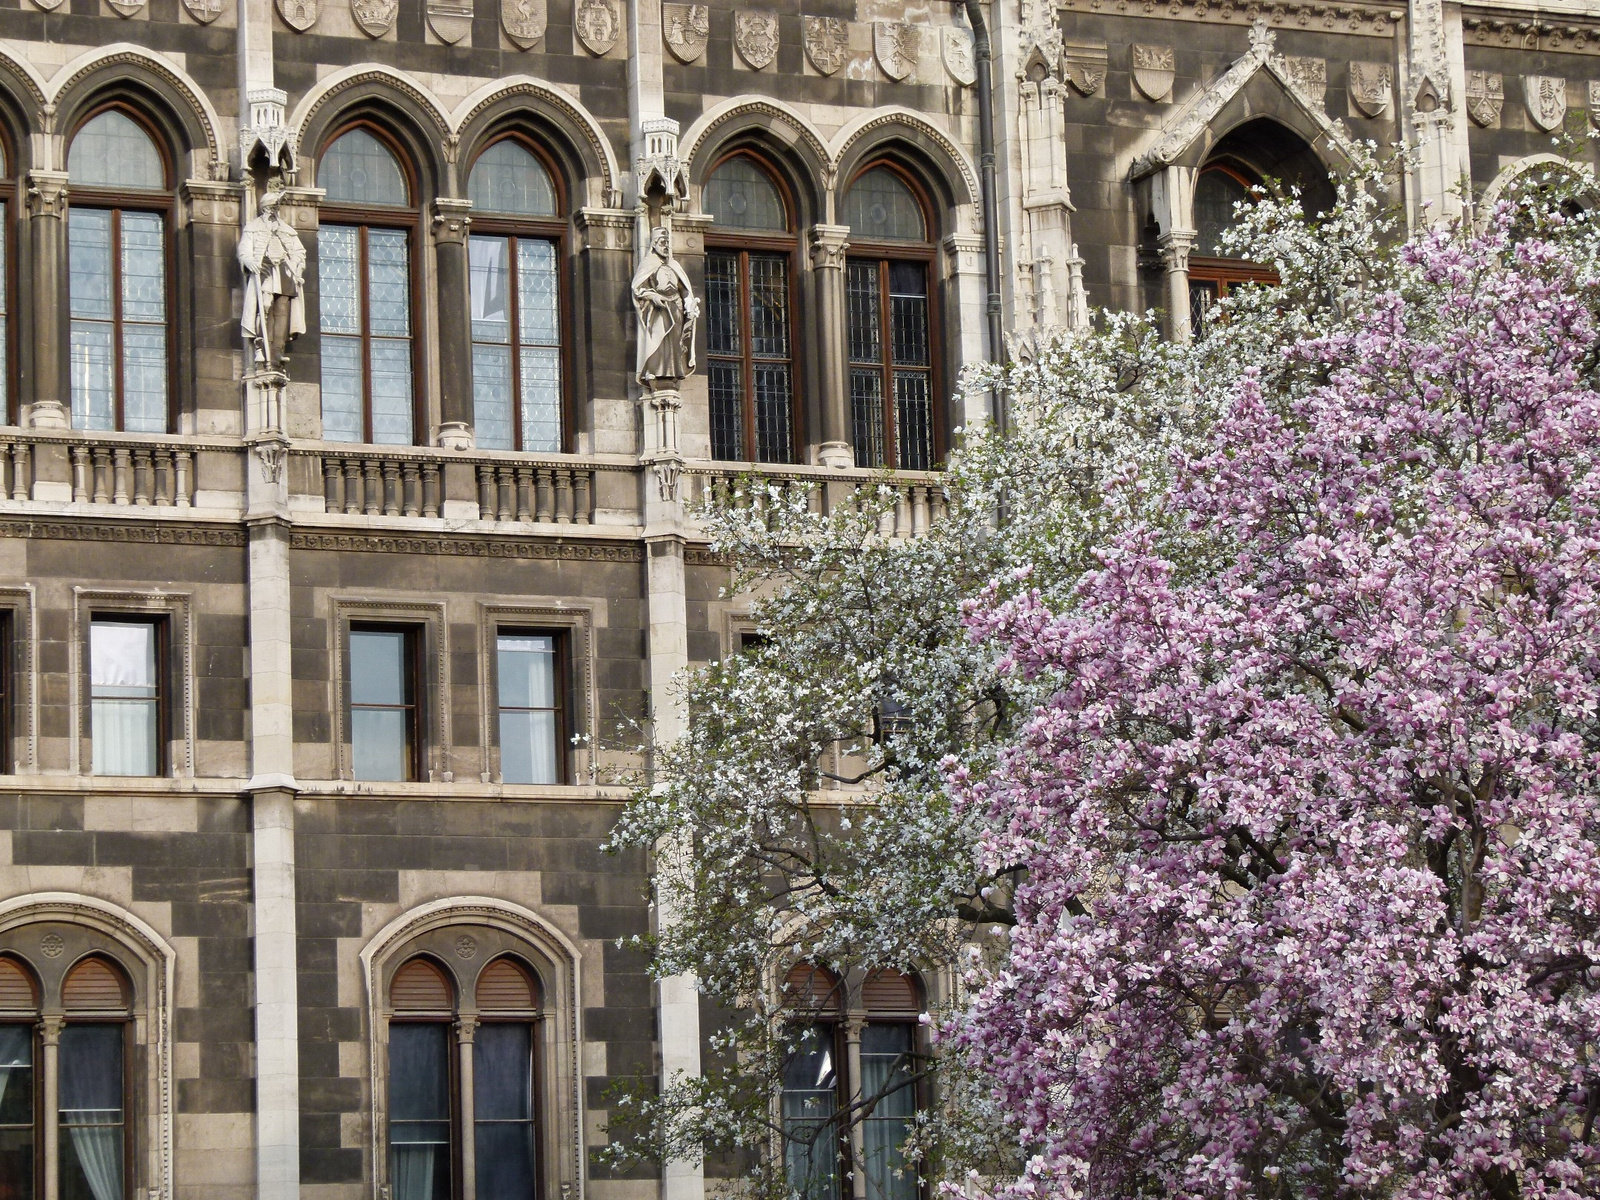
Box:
[239,189,307,370]
[631,224,699,390]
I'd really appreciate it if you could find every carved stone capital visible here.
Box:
[455,1014,480,1042]
[38,1014,64,1045]
[808,223,851,270]
[437,420,474,451]
[1157,228,1196,274]
[574,207,635,253]
[432,199,473,246]
[26,170,68,219]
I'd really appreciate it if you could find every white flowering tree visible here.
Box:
[603,149,1600,1200]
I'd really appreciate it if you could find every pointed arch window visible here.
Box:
[0,139,13,425]
[704,154,798,464]
[467,138,566,453]
[67,109,171,434]
[843,166,938,471]
[1187,164,1278,334]
[318,127,418,445]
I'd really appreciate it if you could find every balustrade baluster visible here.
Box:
[534,469,554,522]
[555,470,573,524]
[154,450,174,507]
[343,460,362,514]
[113,449,132,505]
[323,459,341,513]
[0,444,11,502]
[382,461,401,517]
[91,449,110,504]
[494,466,513,522]
[70,446,88,503]
[175,450,193,508]
[911,485,928,536]
[574,470,592,525]
[402,463,421,517]
[10,444,26,502]
[477,465,495,519]
[132,449,154,505]
[362,459,381,516]
[514,467,533,522]
[421,463,440,519]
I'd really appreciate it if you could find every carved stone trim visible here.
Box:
[804,15,849,76]
[297,69,452,145]
[1063,0,1398,37]
[808,223,850,270]
[0,519,245,545]
[834,112,982,215]
[454,83,617,202]
[432,197,472,245]
[26,170,68,219]
[1463,18,1600,55]
[684,100,832,191]
[735,11,780,70]
[289,531,644,560]
[52,51,222,171]
[574,207,635,252]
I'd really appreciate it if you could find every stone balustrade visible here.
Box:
[0,430,224,508]
[683,462,948,538]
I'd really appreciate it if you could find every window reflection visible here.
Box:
[90,619,160,777]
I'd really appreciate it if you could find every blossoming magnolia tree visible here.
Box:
[959,211,1600,1196]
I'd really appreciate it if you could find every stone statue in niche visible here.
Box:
[239,190,307,370]
[632,225,699,390]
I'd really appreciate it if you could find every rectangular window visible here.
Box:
[58,1023,124,1200]
[0,611,12,776]
[706,249,793,463]
[320,224,415,446]
[496,632,563,786]
[0,200,10,419]
[69,208,168,434]
[474,1023,537,1200]
[782,1025,840,1200]
[859,1024,917,1200]
[90,618,161,777]
[350,626,419,782]
[0,1024,33,1200]
[469,234,563,453]
[847,259,933,471]
[388,1023,451,1200]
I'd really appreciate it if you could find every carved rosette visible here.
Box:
[575,0,620,55]
[735,12,779,70]
[1526,75,1567,132]
[663,3,709,63]
[875,22,919,82]
[351,0,397,37]
[1132,44,1175,101]
[804,16,849,76]
[1348,61,1392,118]
[501,0,545,48]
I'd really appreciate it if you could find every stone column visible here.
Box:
[1400,0,1468,226]
[457,1015,480,1200]
[844,1018,867,1200]
[808,224,852,468]
[25,171,69,429]
[433,198,474,449]
[1148,165,1197,343]
[40,1015,62,1200]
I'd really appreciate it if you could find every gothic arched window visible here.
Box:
[704,153,798,464]
[67,108,171,434]
[1186,164,1274,333]
[842,166,937,471]
[466,137,566,453]
[318,126,418,445]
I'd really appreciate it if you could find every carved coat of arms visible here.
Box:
[28,0,64,12]
[1282,56,1326,107]
[1348,61,1392,118]
[1062,39,1108,96]
[1526,75,1567,132]
[943,27,977,87]
[735,11,779,70]
[575,0,620,55]
[351,0,396,37]
[276,0,317,30]
[183,0,222,22]
[875,22,919,82]
[664,3,709,63]
[106,0,145,17]
[1466,70,1503,127]
[500,0,545,48]
[1131,44,1174,101]
[427,0,473,43]
[804,16,849,76]
[1590,81,1600,130]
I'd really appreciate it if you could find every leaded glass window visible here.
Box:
[847,260,933,470]
[783,1025,840,1200]
[860,1024,917,1200]
[318,129,417,445]
[704,157,797,463]
[1187,165,1275,338]
[1193,167,1254,257]
[843,168,925,242]
[466,140,565,453]
[67,111,169,434]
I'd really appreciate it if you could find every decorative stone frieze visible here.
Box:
[1132,44,1175,101]
[875,22,920,82]
[664,3,709,63]
[804,15,849,75]
[1463,18,1600,55]
[735,11,780,70]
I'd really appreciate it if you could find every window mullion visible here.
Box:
[40,1015,61,1200]
[879,262,895,470]
[359,225,373,444]
[110,209,124,432]
[508,236,523,453]
[740,250,756,464]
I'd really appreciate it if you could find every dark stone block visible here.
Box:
[296,902,365,939]
[177,1005,253,1043]
[300,1147,364,1184]
[297,1006,362,1043]
[12,829,93,865]
[300,1074,364,1113]
[178,1077,255,1114]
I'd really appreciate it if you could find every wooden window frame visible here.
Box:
[0,123,17,428]
[66,103,176,436]
[348,622,423,784]
[0,608,12,776]
[318,121,424,447]
[704,151,802,465]
[1187,163,1278,334]
[843,161,942,472]
[86,612,171,779]
[473,961,546,1200]
[467,134,571,455]
[492,626,570,787]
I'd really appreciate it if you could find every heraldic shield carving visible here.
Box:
[735,12,780,70]
[1132,44,1174,101]
[575,0,620,55]
[501,0,545,48]
[943,27,977,87]
[1466,71,1503,127]
[351,0,397,37]
[805,16,849,76]
[664,3,710,63]
[1063,40,1108,96]
[1526,75,1567,133]
[1348,61,1392,118]
[428,0,473,43]
[183,0,223,23]
[277,0,317,29]
[875,22,919,82]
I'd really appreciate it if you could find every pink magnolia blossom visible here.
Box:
[957,225,1600,1198]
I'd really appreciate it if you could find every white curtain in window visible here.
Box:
[68,1126,122,1200]
[60,1025,123,1200]
[391,1145,436,1200]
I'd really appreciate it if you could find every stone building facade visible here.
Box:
[0,1,1590,1200]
